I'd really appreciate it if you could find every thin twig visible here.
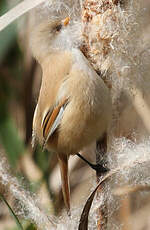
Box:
[0,194,24,230]
[113,184,150,196]
[0,0,46,32]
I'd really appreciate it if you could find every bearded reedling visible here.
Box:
[31,17,112,213]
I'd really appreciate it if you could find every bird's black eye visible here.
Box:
[55,24,62,32]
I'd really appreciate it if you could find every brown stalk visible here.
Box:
[81,0,128,228]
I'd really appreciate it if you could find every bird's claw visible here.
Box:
[90,163,109,175]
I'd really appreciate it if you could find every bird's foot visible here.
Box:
[76,153,109,175]
[90,162,109,175]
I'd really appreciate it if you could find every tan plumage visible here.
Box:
[31,18,112,213]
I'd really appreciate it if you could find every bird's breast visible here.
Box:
[33,49,112,155]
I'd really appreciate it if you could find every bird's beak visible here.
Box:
[62,17,70,26]
[57,154,70,215]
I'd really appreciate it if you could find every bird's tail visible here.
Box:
[57,153,70,215]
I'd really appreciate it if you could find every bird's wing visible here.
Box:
[42,98,69,145]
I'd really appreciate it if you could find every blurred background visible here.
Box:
[1,0,150,230]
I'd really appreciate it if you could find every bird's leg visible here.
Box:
[76,153,109,175]
[57,153,70,215]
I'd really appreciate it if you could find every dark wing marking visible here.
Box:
[42,98,69,144]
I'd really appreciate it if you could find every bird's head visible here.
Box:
[30,17,70,62]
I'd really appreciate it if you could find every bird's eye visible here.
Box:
[55,24,62,32]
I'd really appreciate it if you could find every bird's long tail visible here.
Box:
[57,153,70,214]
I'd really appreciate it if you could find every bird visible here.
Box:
[30,17,112,214]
